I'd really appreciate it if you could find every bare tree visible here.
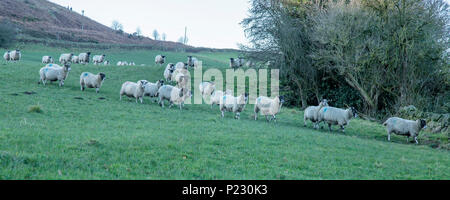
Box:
[153,29,159,40]
[111,20,123,31]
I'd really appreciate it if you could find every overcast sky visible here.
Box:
[48,0,251,49]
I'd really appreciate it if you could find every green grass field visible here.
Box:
[0,45,448,180]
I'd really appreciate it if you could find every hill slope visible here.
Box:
[0,0,192,50]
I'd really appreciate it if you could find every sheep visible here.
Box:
[119,80,149,103]
[199,82,216,99]
[304,99,330,129]
[317,106,358,132]
[220,93,249,119]
[130,62,136,66]
[164,63,175,81]
[155,55,166,66]
[42,56,54,64]
[122,61,129,66]
[93,55,106,65]
[104,61,110,66]
[158,85,192,110]
[4,51,10,62]
[117,61,123,66]
[254,96,285,122]
[80,72,106,93]
[79,52,91,64]
[237,57,245,67]
[210,89,233,109]
[38,63,72,87]
[230,58,239,69]
[59,53,73,64]
[71,56,80,64]
[383,117,427,144]
[187,56,199,68]
[174,71,190,89]
[175,62,188,70]
[9,50,21,62]
[143,79,164,102]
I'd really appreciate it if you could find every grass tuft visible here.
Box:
[28,105,43,113]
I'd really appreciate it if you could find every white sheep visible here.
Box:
[42,56,54,64]
[175,62,188,70]
[38,63,72,87]
[9,50,21,62]
[80,72,106,93]
[210,89,233,109]
[317,106,358,132]
[174,71,190,89]
[304,99,330,129]
[120,80,149,103]
[59,53,73,64]
[187,56,199,68]
[79,52,91,64]
[104,61,110,66]
[155,55,166,66]
[93,55,106,65]
[143,79,164,102]
[4,51,10,62]
[383,117,427,144]
[117,61,123,66]
[254,96,285,122]
[130,62,136,66]
[164,63,175,81]
[220,93,249,119]
[71,56,80,64]
[199,82,216,99]
[158,85,192,110]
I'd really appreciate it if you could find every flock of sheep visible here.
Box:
[2,49,428,144]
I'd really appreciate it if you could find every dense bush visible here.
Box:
[242,0,449,119]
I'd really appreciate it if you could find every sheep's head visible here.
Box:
[242,93,249,103]
[138,80,148,88]
[158,79,164,87]
[320,99,329,107]
[87,52,91,55]
[419,119,427,129]
[63,62,72,71]
[99,73,106,81]
[278,95,285,104]
[102,54,106,57]
[162,55,166,58]
[350,107,358,118]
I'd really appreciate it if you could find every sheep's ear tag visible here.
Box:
[324,108,328,113]
[84,73,88,77]
[49,64,52,67]
[258,97,261,103]
[223,96,226,100]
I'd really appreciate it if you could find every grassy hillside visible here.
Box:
[0,45,448,180]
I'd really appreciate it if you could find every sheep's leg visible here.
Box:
[414,136,419,144]
[328,123,332,132]
[304,117,307,127]
[221,111,225,118]
[96,88,99,93]
[236,113,240,120]
[140,97,143,104]
[340,125,345,133]
[273,115,277,123]
[387,132,391,141]
[406,136,409,143]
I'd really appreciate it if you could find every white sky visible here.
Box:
[48,0,251,49]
